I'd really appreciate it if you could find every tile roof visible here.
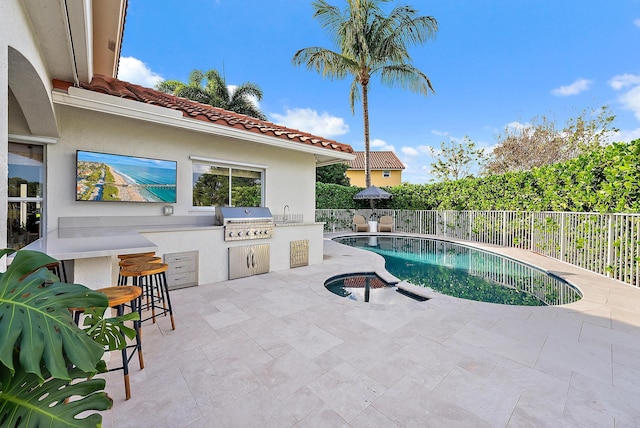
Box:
[52,75,353,155]
[347,151,405,170]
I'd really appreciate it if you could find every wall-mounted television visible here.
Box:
[76,150,177,203]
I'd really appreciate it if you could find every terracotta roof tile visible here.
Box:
[347,151,405,170]
[53,76,353,155]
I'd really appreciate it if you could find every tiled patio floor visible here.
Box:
[99,234,640,427]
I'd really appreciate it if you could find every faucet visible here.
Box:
[283,205,290,223]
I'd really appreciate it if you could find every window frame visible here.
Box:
[7,140,46,250]
[190,156,266,210]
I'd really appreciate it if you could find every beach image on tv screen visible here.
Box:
[76,151,177,203]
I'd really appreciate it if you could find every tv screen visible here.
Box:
[76,150,177,203]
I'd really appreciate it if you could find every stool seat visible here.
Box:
[120,262,168,276]
[118,252,156,260]
[119,256,162,267]
[99,286,143,307]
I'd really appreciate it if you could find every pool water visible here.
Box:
[333,236,582,306]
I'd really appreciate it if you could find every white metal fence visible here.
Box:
[316,209,640,288]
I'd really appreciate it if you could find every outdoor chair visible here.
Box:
[352,215,369,232]
[379,215,393,232]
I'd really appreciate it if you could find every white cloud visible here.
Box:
[616,127,640,142]
[634,18,640,28]
[609,74,640,121]
[401,147,419,156]
[270,108,348,137]
[551,78,593,96]
[370,138,395,151]
[117,56,163,87]
[618,85,640,120]
[609,73,640,90]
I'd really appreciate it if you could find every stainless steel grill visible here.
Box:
[216,207,275,241]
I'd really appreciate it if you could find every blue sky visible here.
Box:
[118,0,640,184]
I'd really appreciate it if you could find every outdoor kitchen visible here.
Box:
[26,208,325,291]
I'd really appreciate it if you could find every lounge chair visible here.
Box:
[379,215,393,232]
[353,215,369,232]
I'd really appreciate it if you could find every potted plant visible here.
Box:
[0,249,134,427]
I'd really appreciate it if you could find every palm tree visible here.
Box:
[155,69,267,120]
[293,0,437,189]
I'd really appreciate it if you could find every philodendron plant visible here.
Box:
[0,249,128,427]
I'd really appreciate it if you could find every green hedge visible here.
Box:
[317,139,640,213]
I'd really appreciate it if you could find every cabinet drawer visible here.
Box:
[164,252,197,264]
[167,259,197,275]
[167,271,197,289]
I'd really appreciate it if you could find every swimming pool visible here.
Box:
[333,235,582,306]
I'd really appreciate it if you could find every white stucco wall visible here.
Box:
[2,0,60,249]
[49,104,318,227]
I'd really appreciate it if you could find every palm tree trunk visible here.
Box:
[362,82,375,210]
[362,83,371,189]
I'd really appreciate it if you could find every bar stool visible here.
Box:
[118,256,162,285]
[71,286,143,400]
[119,262,176,330]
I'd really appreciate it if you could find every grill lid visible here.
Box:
[215,207,273,225]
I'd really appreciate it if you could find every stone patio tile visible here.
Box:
[489,358,569,418]
[181,357,262,414]
[446,322,542,368]
[199,328,273,370]
[252,349,324,399]
[308,361,386,423]
[276,317,343,359]
[349,405,397,428]
[279,386,328,423]
[535,335,612,384]
[579,321,640,351]
[429,366,520,426]
[371,375,492,427]
[293,404,351,427]
[203,298,251,329]
[565,371,640,424]
[203,386,298,427]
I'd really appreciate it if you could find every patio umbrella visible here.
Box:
[353,185,392,211]
[353,185,392,200]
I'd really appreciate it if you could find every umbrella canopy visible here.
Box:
[353,185,392,200]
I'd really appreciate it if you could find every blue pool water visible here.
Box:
[333,236,582,306]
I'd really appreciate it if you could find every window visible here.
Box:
[7,143,44,249]
[192,162,263,208]
[382,170,391,178]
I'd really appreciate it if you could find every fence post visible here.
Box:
[607,214,614,278]
[502,211,507,247]
[560,212,565,262]
[444,211,448,237]
[530,213,535,251]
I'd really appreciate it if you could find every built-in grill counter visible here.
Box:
[27,213,324,289]
[215,207,275,279]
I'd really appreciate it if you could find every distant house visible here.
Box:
[346,151,405,187]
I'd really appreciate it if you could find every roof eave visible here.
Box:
[52,86,355,163]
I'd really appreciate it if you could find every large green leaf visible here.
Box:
[82,308,139,351]
[0,354,112,428]
[0,250,108,380]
